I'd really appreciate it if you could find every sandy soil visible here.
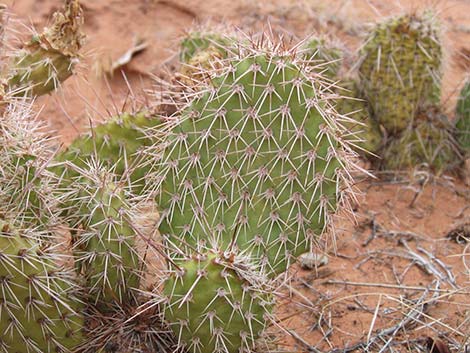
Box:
[3,0,470,352]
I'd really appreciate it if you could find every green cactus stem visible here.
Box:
[6,0,84,97]
[69,165,142,307]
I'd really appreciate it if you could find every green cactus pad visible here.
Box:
[180,30,232,64]
[335,80,382,158]
[6,0,84,97]
[146,43,355,275]
[301,36,343,79]
[55,112,161,192]
[164,252,270,353]
[8,46,75,97]
[382,107,459,172]
[0,102,55,228]
[358,13,442,134]
[71,171,141,306]
[0,220,84,352]
[456,80,470,153]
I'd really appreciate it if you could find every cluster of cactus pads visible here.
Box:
[308,11,466,174]
[0,3,363,349]
[150,36,360,352]
[356,12,466,172]
[2,1,470,352]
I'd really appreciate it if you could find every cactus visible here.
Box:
[301,36,344,80]
[382,106,459,172]
[301,37,382,158]
[456,80,470,153]
[180,28,232,64]
[0,101,57,228]
[0,219,84,352]
[145,39,356,276]
[179,27,238,86]
[335,80,382,158]
[5,0,84,97]
[66,163,142,307]
[179,45,225,86]
[54,111,162,194]
[358,12,442,134]
[164,251,271,353]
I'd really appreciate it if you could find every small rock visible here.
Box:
[298,252,329,270]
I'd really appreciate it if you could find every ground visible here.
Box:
[3,0,470,352]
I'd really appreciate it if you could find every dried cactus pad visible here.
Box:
[148,45,355,275]
[164,252,270,353]
[358,13,442,134]
[0,220,84,353]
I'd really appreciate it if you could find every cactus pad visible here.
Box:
[0,220,84,352]
[146,42,355,275]
[55,112,160,192]
[456,80,470,153]
[382,107,459,172]
[70,166,141,306]
[358,13,442,134]
[0,102,55,227]
[6,0,84,97]
[164,251,270,353]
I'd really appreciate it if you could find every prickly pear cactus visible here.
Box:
[0,219,84,353]
[164,251,271,353]
[146,41,356,276]
[456,80,470,153]
[69,164,141,306]
[55,112,161,192]
[0,101,55,227]
[179,27,238,86]
[382,107,459,172]
[6,0,84,97]
[335,80,382,157]
[179,45,224,85]
[358,13,442,134]
[301,36,343,79]
[180,29,231,64]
